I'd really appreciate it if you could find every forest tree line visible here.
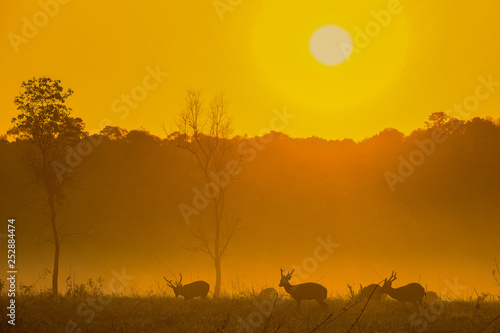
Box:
[2,111,500,292]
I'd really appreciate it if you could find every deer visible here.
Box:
[257,287,278,300]
[164,273,210,299]
[279,269,328,308]
[379,271,425,307]
[355,283,385,302]
[424,291,439,304]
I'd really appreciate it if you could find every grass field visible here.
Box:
[1,291,499,332]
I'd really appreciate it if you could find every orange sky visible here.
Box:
[1,0,500,141]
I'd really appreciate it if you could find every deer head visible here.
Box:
[279,268,294,287]
[379,271,425,306]
[380,271,397,293]
[164,273,183,297]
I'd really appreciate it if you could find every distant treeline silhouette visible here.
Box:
[1,113,500,284]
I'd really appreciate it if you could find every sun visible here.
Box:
[249,0,411,112]
[309,25,353,66]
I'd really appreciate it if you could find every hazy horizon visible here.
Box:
[3,116,500,298]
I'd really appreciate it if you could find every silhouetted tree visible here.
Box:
[425,112,462,134]
[170,90,240,297]
[100,125,128,140]
[493,260,500,288]
[8,77,86,296]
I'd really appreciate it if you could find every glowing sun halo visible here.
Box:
[309,25,353,66]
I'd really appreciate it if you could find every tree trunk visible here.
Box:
[213,213,221,297]
[49,192,60,296]
[214,254,221,297]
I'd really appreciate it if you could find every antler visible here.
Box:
[388,270,397,283]
[179,273,182,285]
[163,276,176,288]
[280,268,295,279]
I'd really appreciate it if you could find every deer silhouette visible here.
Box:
[279,269,327,308]
[355,283,384,302]
[380,271,425,307]
[257,287,278,300]
[164,274,209,299]
[424,290,439,304]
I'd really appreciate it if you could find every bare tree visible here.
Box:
[169,90,240,297]
[8,77,86,295]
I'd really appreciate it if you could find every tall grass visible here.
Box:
[0,275,499,332]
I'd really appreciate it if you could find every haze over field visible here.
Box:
[2,115,500,296]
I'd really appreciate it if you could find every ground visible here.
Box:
[1,294,499,332]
